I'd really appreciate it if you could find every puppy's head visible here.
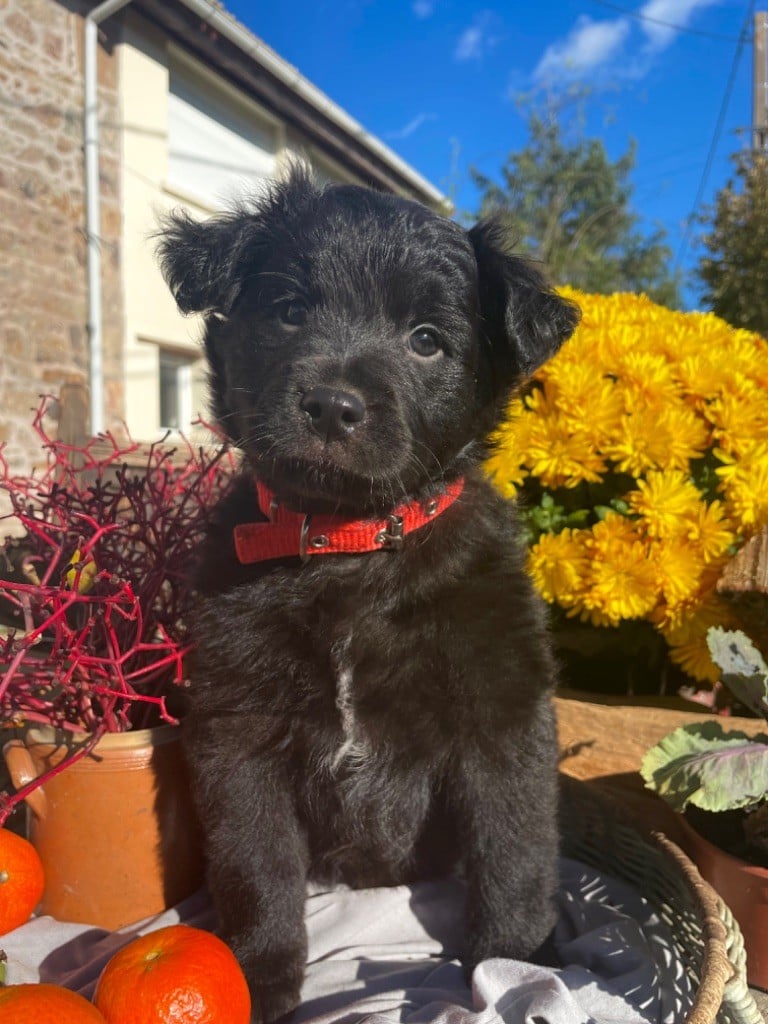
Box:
[158,168,578,512]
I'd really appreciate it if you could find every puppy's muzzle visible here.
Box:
[300,386,366,442]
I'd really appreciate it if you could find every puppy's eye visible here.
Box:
[408,326,443,359]
[275,300,308,326]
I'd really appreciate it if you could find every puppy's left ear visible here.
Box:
[469,221,580,383]
[156,210,253,316]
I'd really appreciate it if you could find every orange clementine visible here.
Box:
[94,924,251,1024]
[0,829,45,934]
[0,983,107,1023]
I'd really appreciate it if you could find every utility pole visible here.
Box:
[754,11,768,152]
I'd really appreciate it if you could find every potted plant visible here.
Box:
[0,397,235,929]
[485,288,768,698]
[641,626,768,988]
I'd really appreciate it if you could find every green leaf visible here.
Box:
[640,721,768,813]
[529,494,569,536]
[707,627,768,722]
[564,509,590,528]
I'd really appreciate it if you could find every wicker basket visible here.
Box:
[560,778,765,1024]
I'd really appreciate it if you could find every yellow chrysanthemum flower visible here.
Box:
[606,404,710,476]
[706,391,768,457]
[679,500,737,564]
[536,361,624,445]
[523,416,606,488]
[726,331,768,389]
[652,540,706,609]
[675,353,724,407]
[715,444,768,532]
[577,514,658,627]
[612,351,682,410]
[486,287,768,685]
[627,471,704,539]
[579,551,658,627]
[527,529,591,607]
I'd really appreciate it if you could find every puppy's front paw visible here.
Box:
[237,945,304,1024]
[250,980,302,1024]
[462,913,557,984]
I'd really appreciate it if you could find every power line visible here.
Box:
[589,0,746,43]
[674,1,756,272]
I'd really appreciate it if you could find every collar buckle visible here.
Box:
[375,514,404,550]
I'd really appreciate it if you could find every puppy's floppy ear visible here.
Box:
[156,168,321,316]
[469,220,580,382]
[156,210,251,316]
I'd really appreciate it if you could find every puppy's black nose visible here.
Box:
[300,386,365,441]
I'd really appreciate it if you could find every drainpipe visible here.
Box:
[84,0,134,436]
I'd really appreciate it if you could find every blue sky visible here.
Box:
[226,0,757,308]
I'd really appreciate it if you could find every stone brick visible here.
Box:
[44,31,63,61]
[3,326,26,359]
[6,10,37,46]
[0,0,124,472]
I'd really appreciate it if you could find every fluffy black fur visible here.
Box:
[157,169,579,1024]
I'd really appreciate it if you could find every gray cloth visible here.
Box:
[0,859,693,1024]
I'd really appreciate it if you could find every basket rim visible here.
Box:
[559,776,764,1024]
[652,831,736,1024]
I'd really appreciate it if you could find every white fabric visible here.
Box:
[0,859,694,1024]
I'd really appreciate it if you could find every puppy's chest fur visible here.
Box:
[251,565,411,772]
[328,630,363,770]
[226,571,438,874]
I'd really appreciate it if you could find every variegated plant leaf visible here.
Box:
[640,721,768,813]
[707,627,768,721]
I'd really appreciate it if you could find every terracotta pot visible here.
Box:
[3,723,206,930]
[680,816,768,990]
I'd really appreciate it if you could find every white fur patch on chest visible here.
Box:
[330,635,367,771]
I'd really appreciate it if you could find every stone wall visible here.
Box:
[0,0,124,474]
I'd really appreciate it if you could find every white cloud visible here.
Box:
[456,26,483,60]
[531,0,723,89]
[533,16,630,83]
[384,113,436,140]
[455,11,500,62]
[412,0,434,18]
[639,0,721,49]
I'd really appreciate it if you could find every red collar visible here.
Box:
[234,479,465,565]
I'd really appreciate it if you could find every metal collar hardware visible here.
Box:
[375,514,404,550]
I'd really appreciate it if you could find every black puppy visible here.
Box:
[158,168,578,1023]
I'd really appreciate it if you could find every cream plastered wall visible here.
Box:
[118,16,365,441]
[120,19,206,439]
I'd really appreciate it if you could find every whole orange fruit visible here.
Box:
[0,983,107,1023]
[0,828,45,934]
[94,924,251,1024]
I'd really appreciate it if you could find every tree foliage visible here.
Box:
[471,102,680,307]
[697,153,768,336]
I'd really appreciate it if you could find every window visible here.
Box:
[167,59,278,209]
[158,350,194,431]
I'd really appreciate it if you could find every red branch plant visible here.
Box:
[0,397,236,825]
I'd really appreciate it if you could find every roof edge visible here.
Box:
[145,0,449,208]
